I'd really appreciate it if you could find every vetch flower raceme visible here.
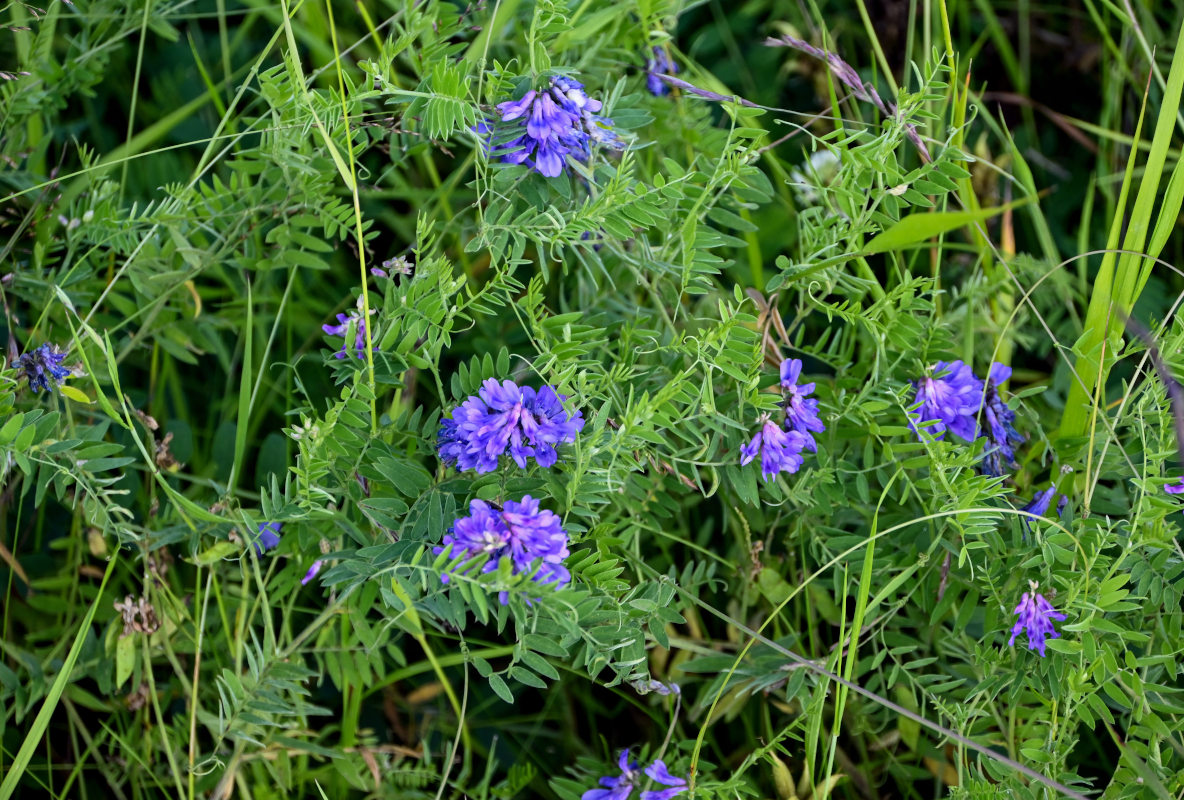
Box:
[581,752,688,800]
[490,76,623,178]
[645,46,678,96]
[909,360,983,441]
[434,496,570,600]
[437,378,584,473]
[979,363,1024,476]
[641,761,688,800]
[15,342,72,393]
[1008,583,1067,657]
[322,297,376,360]
[740,415,808,481]
[780,358,825,450]
[1020,484,1068,538]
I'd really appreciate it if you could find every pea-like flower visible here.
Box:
[322,297,376,360]
[740,416,808,481]
[979,363,1024,476]
[252,522,282,555]
[434,496,571,597]
[1007,584,1067,657]
[15,342,72,393]
[1020,484,1067,538]
[1165,478,1184,495]
[490,76,623,177]
[645,46,678,96]
[437,378,584,473]
[779,358,825,449]
[909,360,984,442]
[581,752,688,800]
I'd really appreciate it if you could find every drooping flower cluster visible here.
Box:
[1008,585,1067,657]
[741,358,825,481]
[15,342,72,393]
[322,297,376,360]
[645,46,678,96]
[434,496,571,596]
[909,360,1024,476]
[438,378,585,473]
[491,75,624,177]
[583,751,687,800]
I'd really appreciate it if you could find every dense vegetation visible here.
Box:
[2,1,1183,798]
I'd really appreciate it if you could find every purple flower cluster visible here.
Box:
[15,343,71,393]
[322,299,376,360]
[645,46,678,96]
[583,751,687,800]
[438,378,584,473]
[435,496,571,597]
[909,360,1023,476]
[1008,586,1067,657]
[741,358,825,481]
[490,76,623,178]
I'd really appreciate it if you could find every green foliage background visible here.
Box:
[1,1,1183,798]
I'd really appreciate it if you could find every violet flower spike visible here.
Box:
[979,362,1024,477]
[433,496,571,603]
[1007,583,1067,657]
[1020,485,1067,539]
[741,416,808,481]
[15,342,72,393]
[909,360,983,442]
[645,46,678,96]
[641,760,688,800]
[779,358,825,450]
[436,378,584,473]
[582,750,643,800]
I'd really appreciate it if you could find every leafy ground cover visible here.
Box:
[2,1,1183,798]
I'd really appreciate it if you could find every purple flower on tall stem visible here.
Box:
[1007,584,1067,657]
[740,416,808,480]
[645,46,678,96]
[909,360,984,442]
[437,378,584,473]
[779,358,825,449]
[434,496,571,599]
[15,342,72,393]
